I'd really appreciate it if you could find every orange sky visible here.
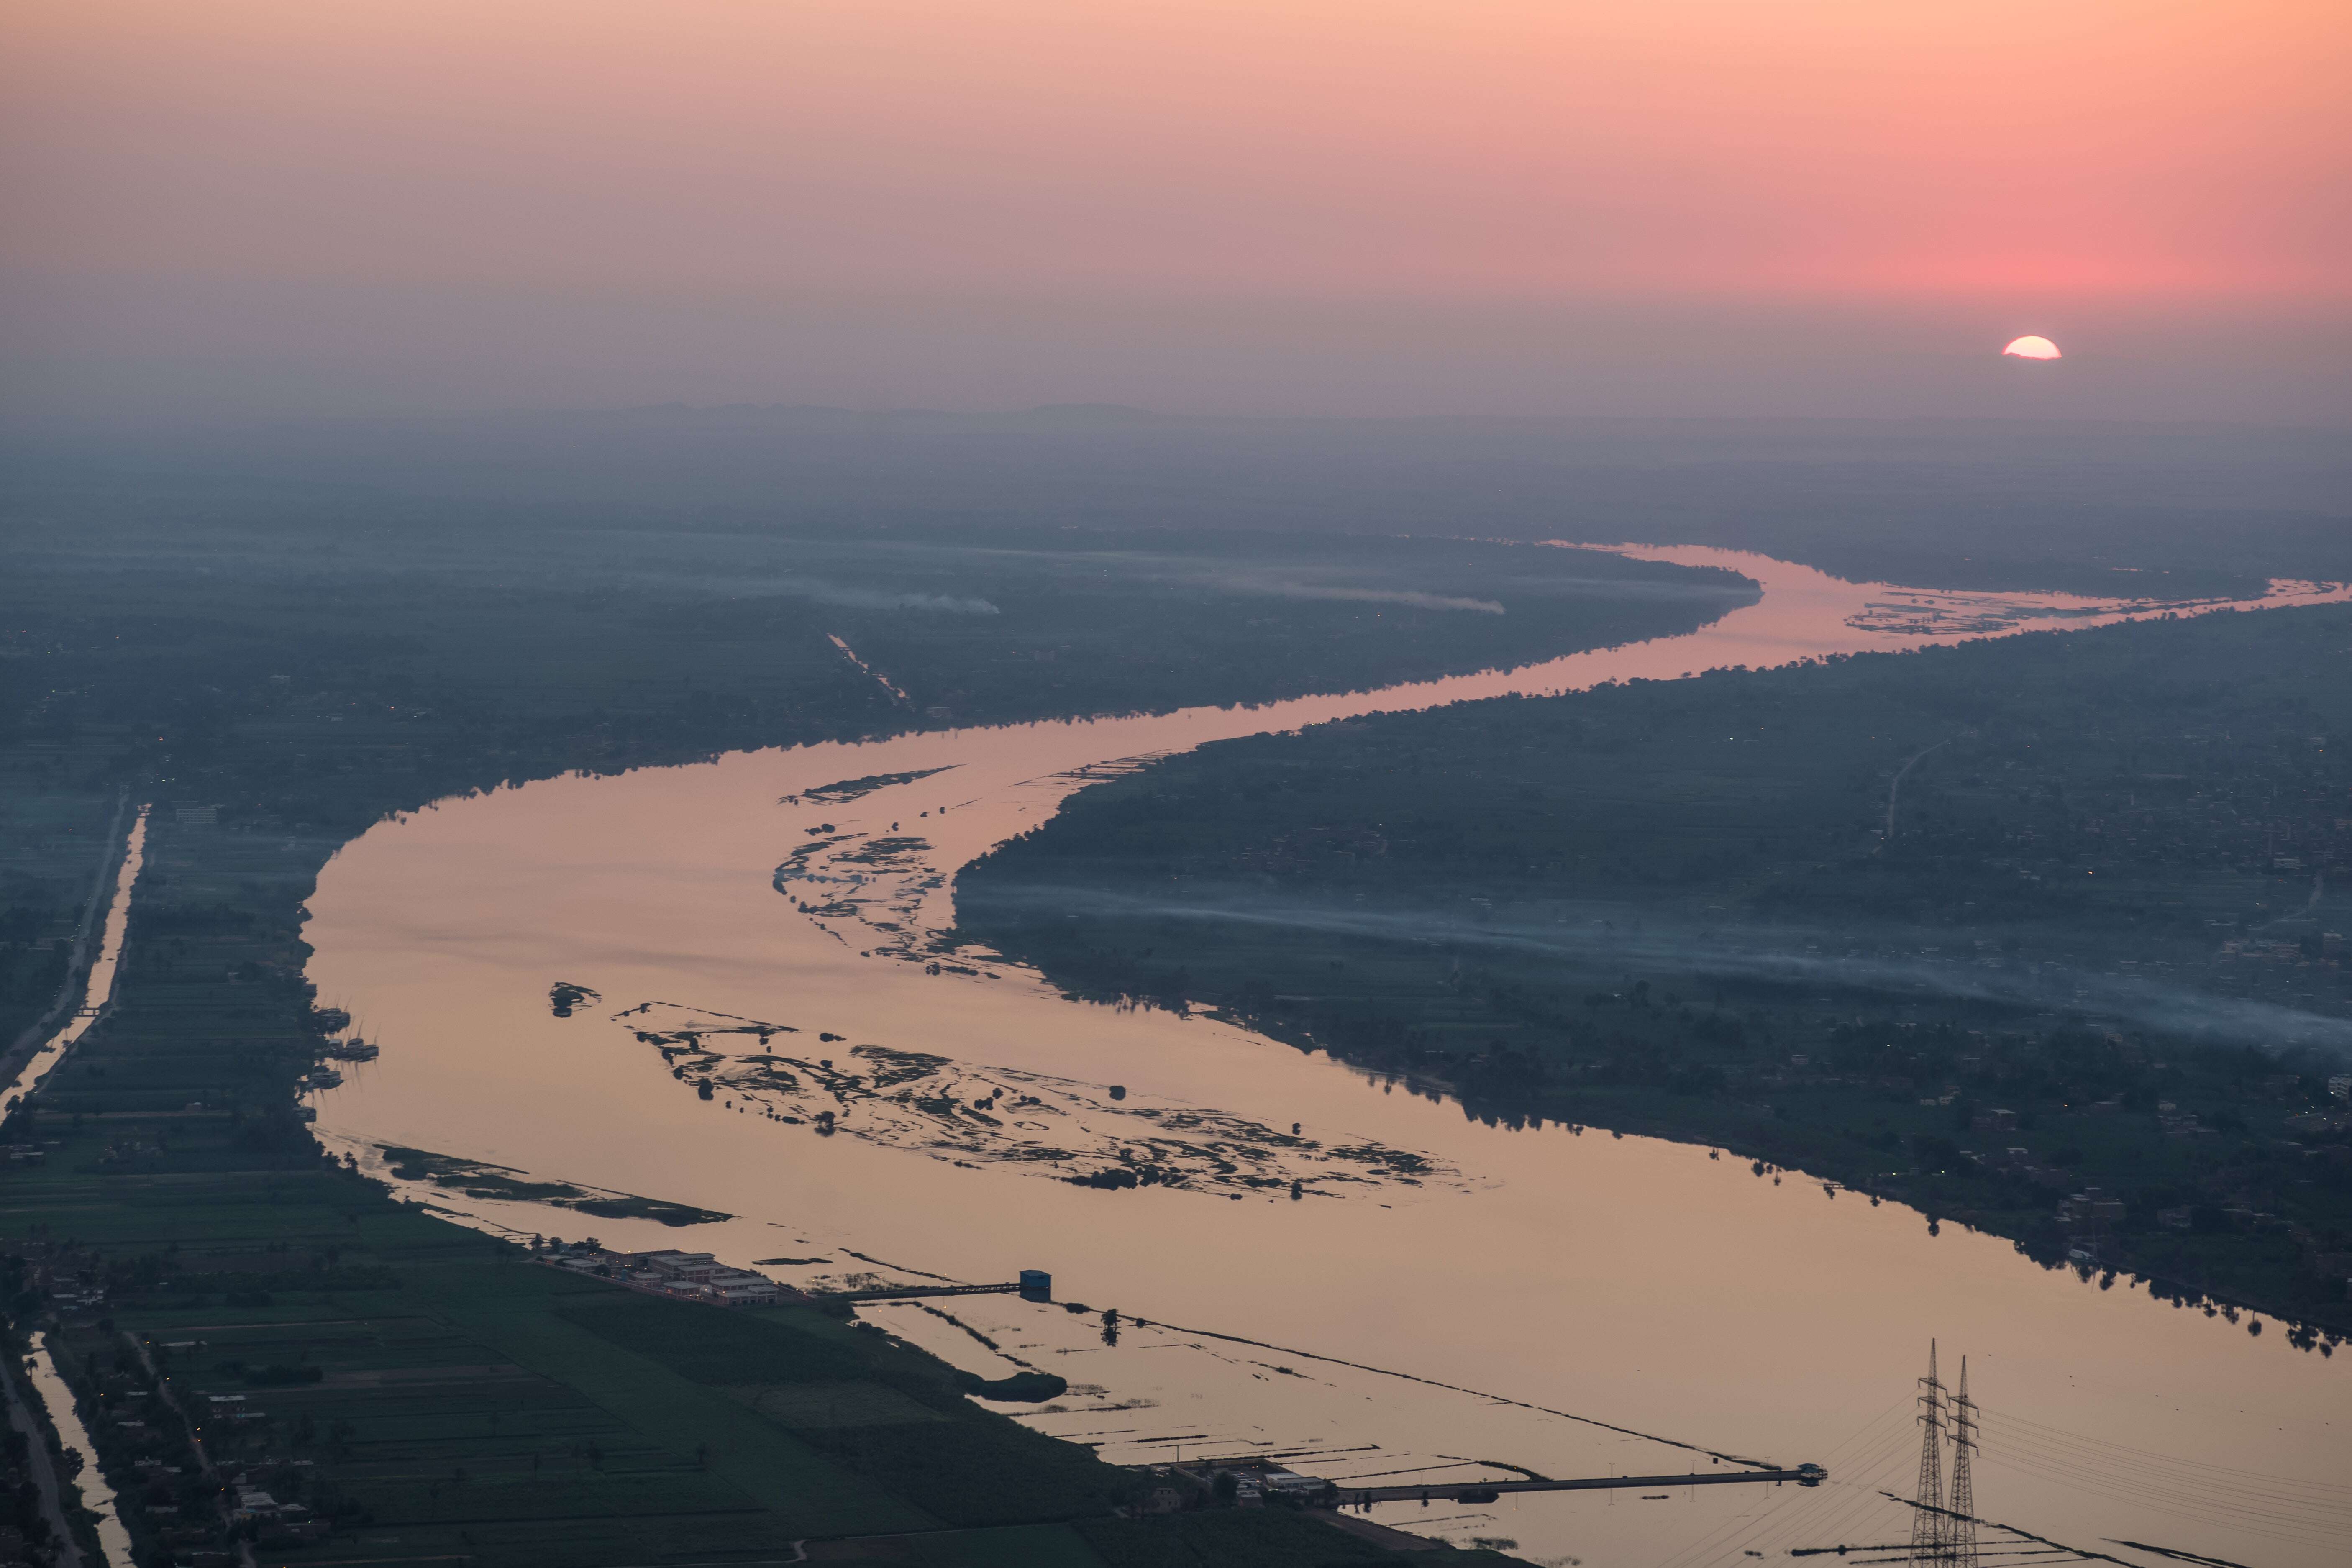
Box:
[4,1,2348,420]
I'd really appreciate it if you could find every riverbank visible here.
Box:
[0,791,131,1076]
[0,1334,102,1568]
[1,805,146,1121]
[2,795,1542,1568]
[25,1332,131,1566]
[294,557,2352,1567]
[958,599,2352,1343]
[2,520,1684,1567]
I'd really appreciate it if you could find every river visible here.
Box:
[29,1332,133,1568]
[1,812,149,1568]
[302,549,2352,1568]
[4,807,148,1111]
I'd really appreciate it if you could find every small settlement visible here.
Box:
[538,1240,786,1305]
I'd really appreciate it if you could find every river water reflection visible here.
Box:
[31,1331,131,1568]
[304,550,2352,1567]
[5,807,147,1108]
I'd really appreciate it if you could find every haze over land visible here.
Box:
[4,4,2350,1568]
[12,407,2352,603]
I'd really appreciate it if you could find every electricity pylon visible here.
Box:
[1947,1357,1980,1568]
[1910,1341,1946,1565]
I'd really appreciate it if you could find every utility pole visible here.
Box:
[1947,1357,1979,1568]
[1910,1341,1946,1566]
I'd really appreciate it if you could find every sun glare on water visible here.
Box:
[2002,334,2061,359]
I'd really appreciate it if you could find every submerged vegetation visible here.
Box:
[594,999,1458,1198]
[377,1145,733,1227]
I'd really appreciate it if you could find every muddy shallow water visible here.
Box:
[304,551,2352,1567]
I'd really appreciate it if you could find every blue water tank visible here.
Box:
[1018,1269,1051,1302]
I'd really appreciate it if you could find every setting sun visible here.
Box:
[2003,335,2062,360]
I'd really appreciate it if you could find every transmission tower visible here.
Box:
[1947,1357,1979,1568]
[1910,1340,1947,1565]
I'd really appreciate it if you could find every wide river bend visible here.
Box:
[305,549,2352,1568]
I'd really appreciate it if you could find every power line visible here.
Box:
[1985,1410,2352,1499]
[1655,1398,1916,1568]
[1978,1426,2352,1526]
[2103,1539,2265,1568]
[1912,1340,1950,1565]
[1980,1412,2352,1516]
[1976,1449,2349,1552]
[1765,1351,2344,1568]
[1881,1493,2139,1568]
[1975,1425,2352,1538]
[1740,1440,1919,1563]
[1950,1356,1979,1568]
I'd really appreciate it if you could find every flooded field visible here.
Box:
[303,550,2352,1567]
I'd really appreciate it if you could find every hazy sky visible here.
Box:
[5,1,2348,426]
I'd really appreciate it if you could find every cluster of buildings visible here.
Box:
[1158,1459,1331,1510]
[2308,1250,2352,1293]
[1966,1142,2071,1191]
[2056,1187,2125,1227]
[227,1468,328,1545]
[540,1242,787,1305]
[12,1235,108,1313]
